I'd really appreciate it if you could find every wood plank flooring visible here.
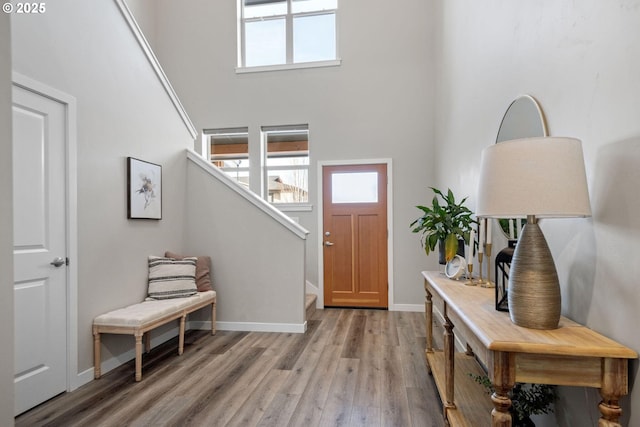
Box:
[16,308,444,427]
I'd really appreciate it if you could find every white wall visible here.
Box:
[11,0,195,373]
[435,0,640,425]
[125,0,157,49]
[0,13,15,427]
[185,156,307,329]
[140,0,438,308]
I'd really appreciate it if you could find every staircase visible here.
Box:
[305,294,317,320]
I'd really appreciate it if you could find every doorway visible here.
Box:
[12,76,77,415]
[321,162,390,308]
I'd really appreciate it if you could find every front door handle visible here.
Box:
[50,257,65,267]
[324,241,334,247]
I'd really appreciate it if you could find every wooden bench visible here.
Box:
[93,290,216,381]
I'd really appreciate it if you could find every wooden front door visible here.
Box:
[322,164,388,308]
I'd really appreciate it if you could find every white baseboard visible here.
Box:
[75,367,94,389]
[215,320,307,333]
[391,303,425,312]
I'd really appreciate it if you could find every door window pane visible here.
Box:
[332,172,378,203]
[245,18,286,67]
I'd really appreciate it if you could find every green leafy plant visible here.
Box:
[410,187,475,262]
[470,374,557,426]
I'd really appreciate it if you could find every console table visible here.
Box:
[423,271,637,427]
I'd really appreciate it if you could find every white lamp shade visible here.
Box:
[476,137,592,218]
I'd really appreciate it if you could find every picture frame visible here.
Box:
[127,157,162,220]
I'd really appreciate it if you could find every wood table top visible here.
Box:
[423,271,637,359]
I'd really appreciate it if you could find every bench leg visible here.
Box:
[135,332,143,382]
[93,327,101,379]
[211,300,217,335]
[178,315,186,356]
[145,332,151,354]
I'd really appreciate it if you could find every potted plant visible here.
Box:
[410,187,475,264]
[471,374,557,426]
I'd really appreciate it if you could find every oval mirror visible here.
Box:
[495,95,547,239]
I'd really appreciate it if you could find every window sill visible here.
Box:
[236,59,341,74]
[273,203,313,212]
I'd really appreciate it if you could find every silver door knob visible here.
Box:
[50,257,65,267]
[324,241,334,246]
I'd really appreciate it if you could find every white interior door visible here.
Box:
[13,84,68,415]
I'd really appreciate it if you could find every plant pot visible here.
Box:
[438,239,465,265]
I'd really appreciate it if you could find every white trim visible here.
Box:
[215,321,307,333]
[276,203,313,212]
[391,304,425,312]
[236,59,341,74]
[187,149,309,240]
[115,0,197,140]
[11,73,79,391]
[317,158,394,309]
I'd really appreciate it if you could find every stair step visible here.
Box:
[305,294,317,320]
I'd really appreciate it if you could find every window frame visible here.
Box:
[262,125,311,209]
[237,0,340,73]
[206,127,251,188]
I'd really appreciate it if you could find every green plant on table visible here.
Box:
[410,187,475,262]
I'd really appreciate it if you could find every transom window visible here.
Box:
[239,0,338,69]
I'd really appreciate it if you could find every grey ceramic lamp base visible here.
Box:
[508,217,561,330]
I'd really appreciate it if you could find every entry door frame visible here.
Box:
[317,159,393,309]
[13,73,79,391]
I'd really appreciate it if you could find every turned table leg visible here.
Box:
[425,285,434,373]
[598,358,627,427]
[444,315,456,412]
[425,289,433,354]
[490,351,515,427]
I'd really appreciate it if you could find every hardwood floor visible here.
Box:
[16,308,444,427]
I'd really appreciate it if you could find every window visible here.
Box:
[205,125,310,207]
[240,0,338,69]
[263,125,309,204]
[207,127,250,187]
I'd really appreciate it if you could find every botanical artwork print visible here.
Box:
[136,172,157,210]
[128,157,162,219]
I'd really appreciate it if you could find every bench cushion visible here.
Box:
[93,291,217,328]
[93,298,192,328]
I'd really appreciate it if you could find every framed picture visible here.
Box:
[127,157,162,219]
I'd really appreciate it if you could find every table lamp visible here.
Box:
[476,137,591,329]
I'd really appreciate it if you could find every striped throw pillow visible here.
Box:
[147,256,198,299]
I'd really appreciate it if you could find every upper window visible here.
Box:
[263,125,309,204]
[240,0,338,69]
